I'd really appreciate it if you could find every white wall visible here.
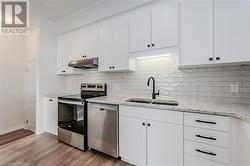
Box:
[35,17,67,134]
[55,0,154,34]
[0,36,27,134]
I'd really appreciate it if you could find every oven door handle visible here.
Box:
[59,100,85,105]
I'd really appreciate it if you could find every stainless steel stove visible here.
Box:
[58,83,106,150]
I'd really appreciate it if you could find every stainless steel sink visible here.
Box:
[151,100,178,106]
[126,98,178,106]
[126,98,152,104]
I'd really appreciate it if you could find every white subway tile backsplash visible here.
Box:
[242,70,250,76]
[222,98,250,104]
[222,66,242,71]
[197,96,223,102]
[242,76,250,81]
[214,71,242,77]
[242,93,250,99]
[222,76,242,82]
[243,82,250,87]
[197,66,222,72]
[66,55,250,105]
[214,82,242,87]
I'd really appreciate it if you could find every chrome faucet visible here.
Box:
[147,77,160,99]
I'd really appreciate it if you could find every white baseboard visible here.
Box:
[0,124,26,135]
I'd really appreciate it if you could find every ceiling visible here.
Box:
[31,0,152,22]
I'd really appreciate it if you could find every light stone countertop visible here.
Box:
[86,96,250,123]
[44,93,72,98]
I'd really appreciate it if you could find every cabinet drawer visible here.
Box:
[184,140,229,164]
[184,154,226,166]
[184,113,230,132]
[184,126,229,148]
[119,105,183,125]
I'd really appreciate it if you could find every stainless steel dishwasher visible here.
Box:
[88,103,118,158]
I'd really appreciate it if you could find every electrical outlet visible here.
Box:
[231,84,239,93]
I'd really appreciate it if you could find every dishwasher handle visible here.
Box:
[89,103,118,112]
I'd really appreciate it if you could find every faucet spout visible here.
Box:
[147,77,159,99]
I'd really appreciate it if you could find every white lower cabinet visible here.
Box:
[184,140,229,164]
[238,120,250,166]
[184,113,238,166]
[44,97,58,135]
[119,106,242,166]
[119,106,183,166]
[119,116,147,166]
[185,154,226,166]
[147,120,183,166]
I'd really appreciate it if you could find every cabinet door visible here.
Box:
[214,0,250,64]
[81,24,99,59]
[112,15,129,71]
[44,97,58,135]
[184,154,225,166]
[57,34,74,74]
[180,0,214,66]
[128,9,151,53]
[151,0,178,50]
[99,20,113,72]
[238,120,250,166]
[119,116,147,165]
[71,30,83,60]
[147,120,183,166]
[74,24,99,60]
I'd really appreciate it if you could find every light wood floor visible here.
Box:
[0,133,132,166]
[0,129,34,146]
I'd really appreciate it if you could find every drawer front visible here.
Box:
[119,105,183,125]
[184,112,230,132]
[184,140,229,164]
[184,126,229,148]
[184,154,226,166]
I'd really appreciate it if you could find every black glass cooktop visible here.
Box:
[58,93,105,101]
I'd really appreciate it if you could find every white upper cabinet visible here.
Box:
[113,16,133,71]
[99,15,135,72]
[57,33,75,74]
[74,24,99,60]
[151,0,178,50]
[128,0,178,53]
[180,0,214,66]
[99,19,113,72]
[57,24,99,75]
[128,8,152,53]
[214,0,250,64]
[180,0,250,67]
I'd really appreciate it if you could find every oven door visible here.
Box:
[58,100,85,135]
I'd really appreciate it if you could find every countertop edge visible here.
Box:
[86,98,250,123]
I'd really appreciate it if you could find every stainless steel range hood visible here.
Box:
[68,57,98,69]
